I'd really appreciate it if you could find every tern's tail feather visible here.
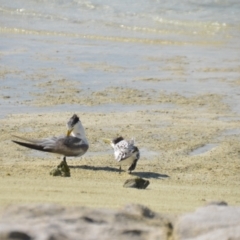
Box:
[12,140,52,153]
[11,135,39,144]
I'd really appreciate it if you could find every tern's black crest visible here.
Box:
[69,114,80,127]
[112,136,124,144]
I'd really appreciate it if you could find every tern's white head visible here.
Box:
[66,114,87,141]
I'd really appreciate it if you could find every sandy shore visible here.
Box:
[0,86,240,214]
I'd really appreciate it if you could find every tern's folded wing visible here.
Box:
[48,136,89,156]
[12,135,89,157]
[12,135,42,144]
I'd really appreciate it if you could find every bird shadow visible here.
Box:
[131,171,170,179]
[68,164,120,172]
[69,164,170,179]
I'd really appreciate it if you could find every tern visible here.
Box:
[12,114,89,164]
[104,136,140,174]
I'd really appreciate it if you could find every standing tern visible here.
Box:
[104,136,140,174]
[12,114,89,164]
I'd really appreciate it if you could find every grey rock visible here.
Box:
[0,204,172,240]
[122,203,155,218]
[1,203,240,240]
[174,204,240,240]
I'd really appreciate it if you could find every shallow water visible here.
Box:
[1,0,240,117]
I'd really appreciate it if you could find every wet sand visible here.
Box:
[0,86,240,214]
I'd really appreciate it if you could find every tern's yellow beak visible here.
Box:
[67,129,73,137]
[102,138,111,144]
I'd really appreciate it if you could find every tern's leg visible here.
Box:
[58,156,66,168]
[128,159,138,174]
[119,165,122,174]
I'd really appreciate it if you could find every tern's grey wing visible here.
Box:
[61,136,89,156]
[33,136,88,157]
[12,135,89,157]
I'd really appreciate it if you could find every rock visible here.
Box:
[0,231,32,240]
[1,203,240,240]
[0,204,172,240]
[174,204,240,240]
[50,160,70,177]
[49,168,62,176]
[122,204,155,218]
[123,178,150,189]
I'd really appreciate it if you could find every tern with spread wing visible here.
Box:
[12,114,89,164]
[104,136,140,174]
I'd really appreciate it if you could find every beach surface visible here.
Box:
[1,86,240,214]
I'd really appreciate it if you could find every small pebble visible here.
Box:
[123,177,150,189]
